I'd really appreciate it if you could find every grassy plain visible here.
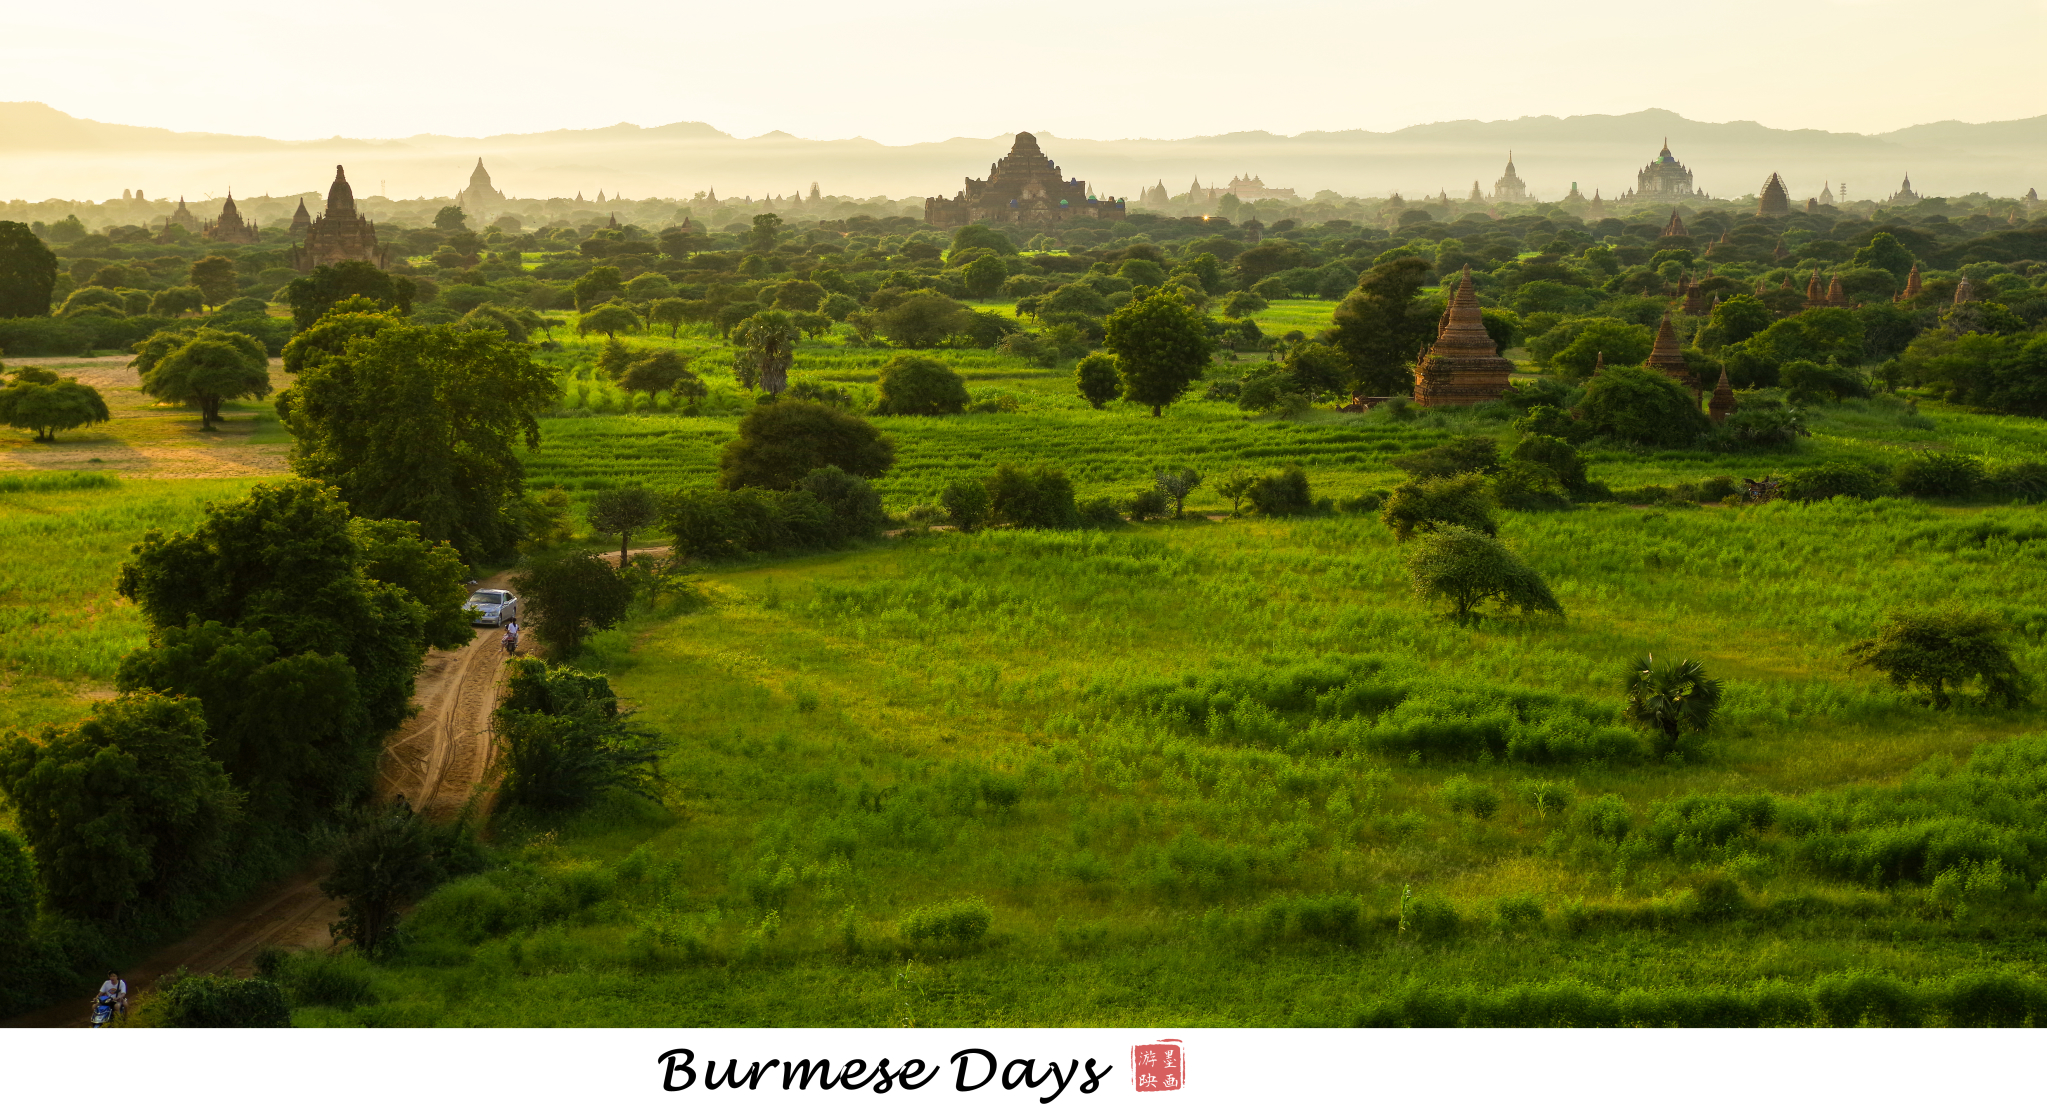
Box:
[7,312,2047,1025]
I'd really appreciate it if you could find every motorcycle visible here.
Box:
[501,628,520,656]
[91,994,114,1029]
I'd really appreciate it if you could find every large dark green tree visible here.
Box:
[1850,609,2030,710]
[1104,288,1213,416]
[276,312,557,561]
[0,365,108,441]
[0,694,239,920]
[115,480,470,816]
[587,486,662,565]
[509,551,635,659]
[187,256,239,309]
[0,221,60,317]
[1329,257,1437,396]
[718,400,896,490]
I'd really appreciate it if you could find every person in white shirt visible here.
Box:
[96,972,128,1017]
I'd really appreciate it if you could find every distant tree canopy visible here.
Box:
[434,206,468,232]
[276,311,557,562]
[0,221,60,317]
[718,400,896,491]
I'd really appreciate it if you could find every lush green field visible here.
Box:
[7,326,2047,1026]
[284,490,2047,1026]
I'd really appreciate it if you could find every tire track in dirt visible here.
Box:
[7,574,514,1028]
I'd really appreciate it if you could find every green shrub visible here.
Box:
[1510,434,1587,491]
[1576,794,1633,841]
[1576,365,1711,447]
[1381,473,1496,540]
[1490,459,1571,510]
[1782,462,1888,502]
[1243,467,1312,516]
[150,970,292,1027]
[1402,893,1460,942]
[266,950,378,1008]
[1439,774,1502,819]
[1126,488,1172,521]
[1894,451,1984,499]
[873,354,970,416]
[1404,524,1562,624]
[1392,436,1501,479]
[898,898,992,946]
[940,478,991,532]
[986,463,1079,529]
[1494,894,1545,931]
[1985,460,2047,503]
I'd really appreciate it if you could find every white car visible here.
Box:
[464,589,518,626]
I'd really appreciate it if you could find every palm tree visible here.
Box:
[1622,654,1723,749]
[730,310,800,395]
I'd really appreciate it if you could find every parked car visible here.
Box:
[464,589,518,626]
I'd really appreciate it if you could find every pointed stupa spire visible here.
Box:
[1646,312,1693,387]
[1709,367,1737,424]
[1413,267,1515,407]
[1896,262,1922,301]
[1804,269,1824,306]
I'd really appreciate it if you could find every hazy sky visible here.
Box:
[3,0,2043,143]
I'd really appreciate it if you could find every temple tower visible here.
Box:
[202,192,258,244]
[289,198,312,236]
[1645,313,1695,389]
[1758,173,1790,217]
[1493,153,1527,202]
[1709,368,1737,424]
[1413,267,1514,407]
[290,165,390,273]
[1895,263,1922,302]
[1661,208,1689,238]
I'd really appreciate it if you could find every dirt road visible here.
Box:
[6,577,513,1028]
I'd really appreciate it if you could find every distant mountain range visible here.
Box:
[2,102,2041,207]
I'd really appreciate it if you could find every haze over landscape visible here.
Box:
[5,101,2046,205]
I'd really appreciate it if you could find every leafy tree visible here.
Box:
[986,463,1078,529]
[1621,655,1723,752]
[948,224,1016,257]
[1044,282,1112,317]
[571,266,624,311]
[1154,468,1202,516]
[962,255,1009,300]
[620,349,698,400]
[877,291,968,348]
[1695,294,1773,352]
[731,310,801,394]
[115,480,468,820]
[149,971,292,1028]
[931,477,990,535]
[1720,309,1865,388]
[1221,291,1268,318]
[135,327,270,430]
[718,400,896,490]
[578,303,639,340]
[746,213,783,253]
[1330,256,1436,395]
[0,365,108,441]
[648,297,690,338]
[773,280,827,313]
[187,256,239,308]
[1104,289,1212,416]
[1781,359,1871,404]
[1510,434,1587,492]
[1246,466,1314,516]
[433,206,468,232]
[873,354,969,415]
[1404,524,1561,625]
[799,465,887,539]
[276,314,557,561]
[1117,258,1167,289]
[1392,436,1502,479]
[1849,609,2030,710]
[0,830,33,944]
[1280,341,1348,397]
[1851,232,1916,283]
[149,285,205,316]
[0,220,59,317]
[596,335,634,382]
[1075,352,1120,408]
[588,486,661,565]
[1576,365,1710,448]
[0,694,238,920]
[1215,467,1256,515]
[510,551,634,659]
[494,658,662,811]
[283,261,406,330]
[1381,473,1497,541]
[1544,319,1654,380]
[321,799,463,957]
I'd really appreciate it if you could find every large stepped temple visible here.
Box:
[291,165,390,272]
[1414,267,1514,407]
[924,132,1125,229]
[202,193,258,244]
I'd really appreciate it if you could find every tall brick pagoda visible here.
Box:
[1414,267,1513,407]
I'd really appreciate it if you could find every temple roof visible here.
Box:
[327,165,355,217]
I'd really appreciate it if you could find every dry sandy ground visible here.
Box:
[0,356,291,478]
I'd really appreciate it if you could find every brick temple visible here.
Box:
[291,165,389,272]
[1413,267,1514,407]
[202,193,258,244]
[924,132,1124,229]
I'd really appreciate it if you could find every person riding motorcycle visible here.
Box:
[95,972,127,1022]
[501,618,520,655]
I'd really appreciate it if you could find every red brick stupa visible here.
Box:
[1413,267,1514,407]
[1645,312,1696,391]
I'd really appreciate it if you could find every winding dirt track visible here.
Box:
[6,576,513,1028]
